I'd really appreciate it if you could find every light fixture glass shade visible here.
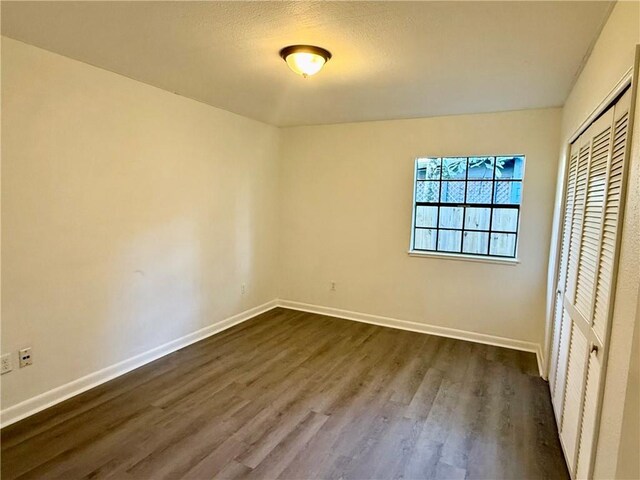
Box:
[285,52,326,77]
[280,45,332,78]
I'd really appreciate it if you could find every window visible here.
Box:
[410,155,525,259]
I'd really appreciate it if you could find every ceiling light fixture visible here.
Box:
[279,45,332,78]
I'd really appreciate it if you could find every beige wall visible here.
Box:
[1,38,280,409]
[615,294,639,480]
[607,84,640,480]
[279,108,561,346]
[547,1,640,478]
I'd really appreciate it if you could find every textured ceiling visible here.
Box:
[1,1,612,126]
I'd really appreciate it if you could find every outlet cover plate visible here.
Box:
[1,353,13,374]
[19,348,33,368]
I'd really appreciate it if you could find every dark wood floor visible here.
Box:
[1,308,569,479]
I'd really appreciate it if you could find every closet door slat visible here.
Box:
[592,110,629,341]
[550,150,579,407]
[564,144,590,303]
[561,324,589,468]
[575,125,611,320]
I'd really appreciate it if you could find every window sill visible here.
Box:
[408,250,520,265]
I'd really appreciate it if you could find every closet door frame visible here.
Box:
[546,48,639,479]
[547,68,632,381]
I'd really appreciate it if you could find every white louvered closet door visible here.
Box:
[549,88,633,480]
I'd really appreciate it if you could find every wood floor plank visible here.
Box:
[1,308,569,479]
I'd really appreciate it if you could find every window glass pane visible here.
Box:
[438,207,463,229]
[415,206,438,228]
[466,181,493,203]
[414,228,437,250]
[463,231,489,255]
[491,208,518,232]
[442,157,467,180]
[489,233,517,256]
[440,181,465,203]
[496,156,525,180]
[412,155,524,259]
[467,157,495,180]
[415,181,440,202]
[464,207,490,230]
[494,181,522,204]
[416,158,441,180]
[437,230,462,252]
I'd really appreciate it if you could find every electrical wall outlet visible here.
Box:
[241,283,246,295]
[19,347,33,368]
[1,354,12,375]
[330,281,336,291]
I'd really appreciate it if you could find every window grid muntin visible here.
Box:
[412,156,523,258]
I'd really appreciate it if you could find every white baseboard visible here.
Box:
[0,300,278,428]
[2,298,545,427]
[277,299,544,377]
[536,344,548,381]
